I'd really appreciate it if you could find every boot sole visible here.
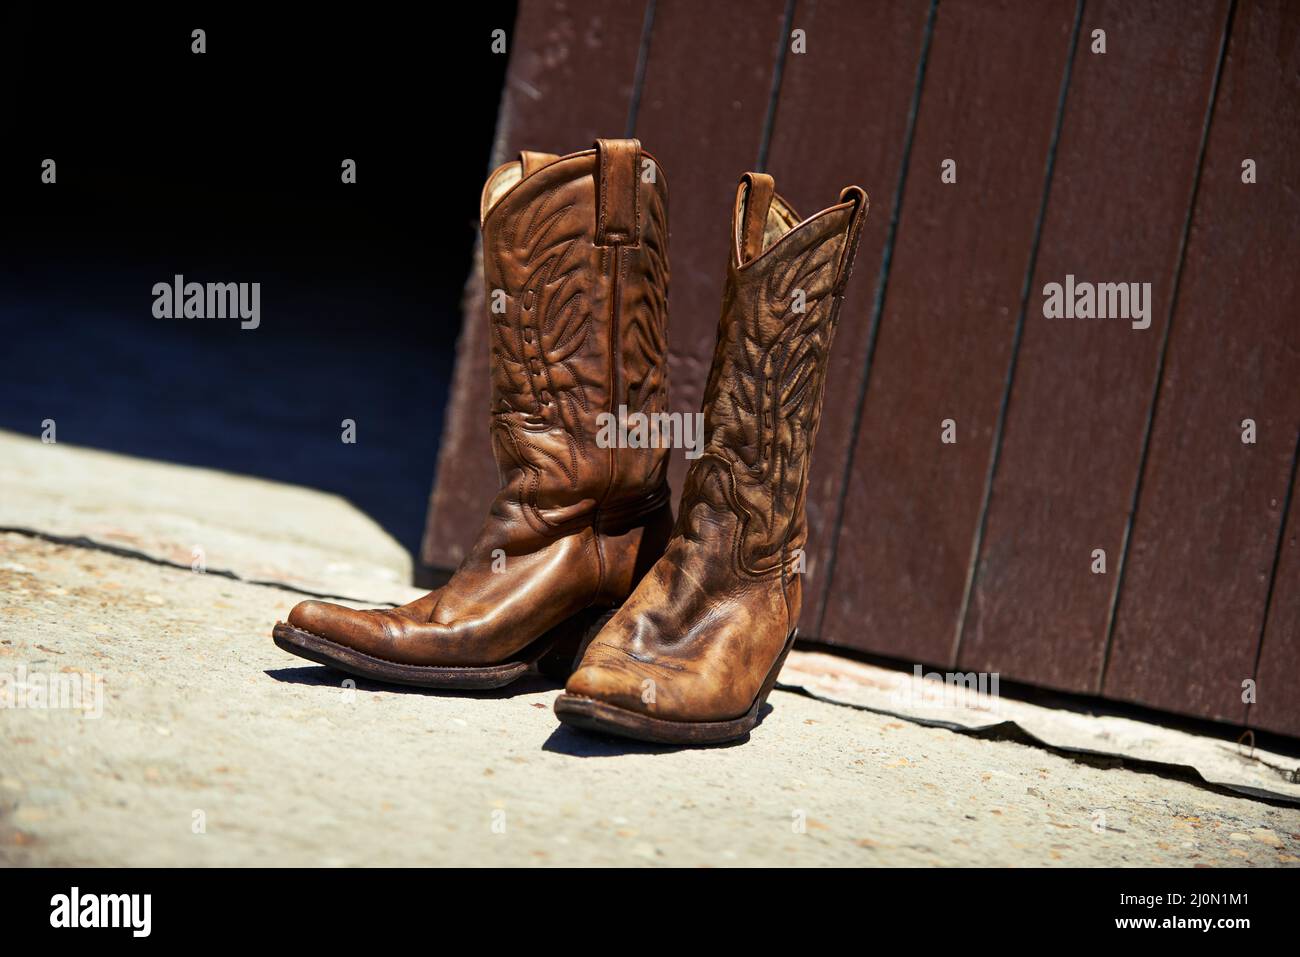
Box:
[553,629,797,745]
[271,607,616,691]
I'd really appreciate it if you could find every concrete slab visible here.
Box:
[780,653,1300,803]
[0,430,421,604]
[2,531,1298,867]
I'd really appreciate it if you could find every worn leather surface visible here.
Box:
[285,140,673,666]
[567,174,868,721]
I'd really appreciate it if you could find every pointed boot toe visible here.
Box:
[285,599,359,638]
[564,659,649,712]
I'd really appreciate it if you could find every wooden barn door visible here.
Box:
[422,0,1300,737]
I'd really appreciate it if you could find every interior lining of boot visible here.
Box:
[481,163,523,221]
[738,190,803,260]
[762,196,801,252]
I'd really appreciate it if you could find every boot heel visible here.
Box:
[535,606,619,681]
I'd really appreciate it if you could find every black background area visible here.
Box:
[0,3,517,557]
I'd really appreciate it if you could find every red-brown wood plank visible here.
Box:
[631,0,790,500]
[1103,0,1300,723]
[1253,452,1300,738]
[819,0,1079,664]
[1252,450,1300,737]
[422,0,650,570]
[763,0,933,629]
[956,0,1231,692]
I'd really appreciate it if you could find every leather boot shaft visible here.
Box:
[562,174,868,734]
[682,175,867,610]
[274,141,675,680]
[480,139,671,536]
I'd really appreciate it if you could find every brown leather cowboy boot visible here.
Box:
[272,139,673,688]
[555,172,867,742]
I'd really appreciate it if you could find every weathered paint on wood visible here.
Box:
[957,0,1231,693]
[422,0,650,570]
[1103,0,1300,725]
[820,0,1079,666]
[764,0,933,629]
[631,0,789,500]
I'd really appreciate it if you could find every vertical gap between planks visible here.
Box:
[813,0,939,640]
[1248,427,1300,727]
[624,0,657,136]
[756,0,797,172]
[1097,0,1238,694]
[950,0,1086,667]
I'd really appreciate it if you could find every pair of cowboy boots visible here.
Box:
[272,139,867,745]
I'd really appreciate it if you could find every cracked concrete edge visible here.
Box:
[778,652,1300,806]
[0,430,426,606]
[0,526,414,608]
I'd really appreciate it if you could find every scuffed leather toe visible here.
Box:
[566,660,657,715]
[286,599,339,634]
[566,643,739,722]
[286,599,388,650]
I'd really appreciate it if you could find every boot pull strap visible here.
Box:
[832,186,869,296]
[736,172,776,264]
[594,138,642,246]
[519,150,559,177]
